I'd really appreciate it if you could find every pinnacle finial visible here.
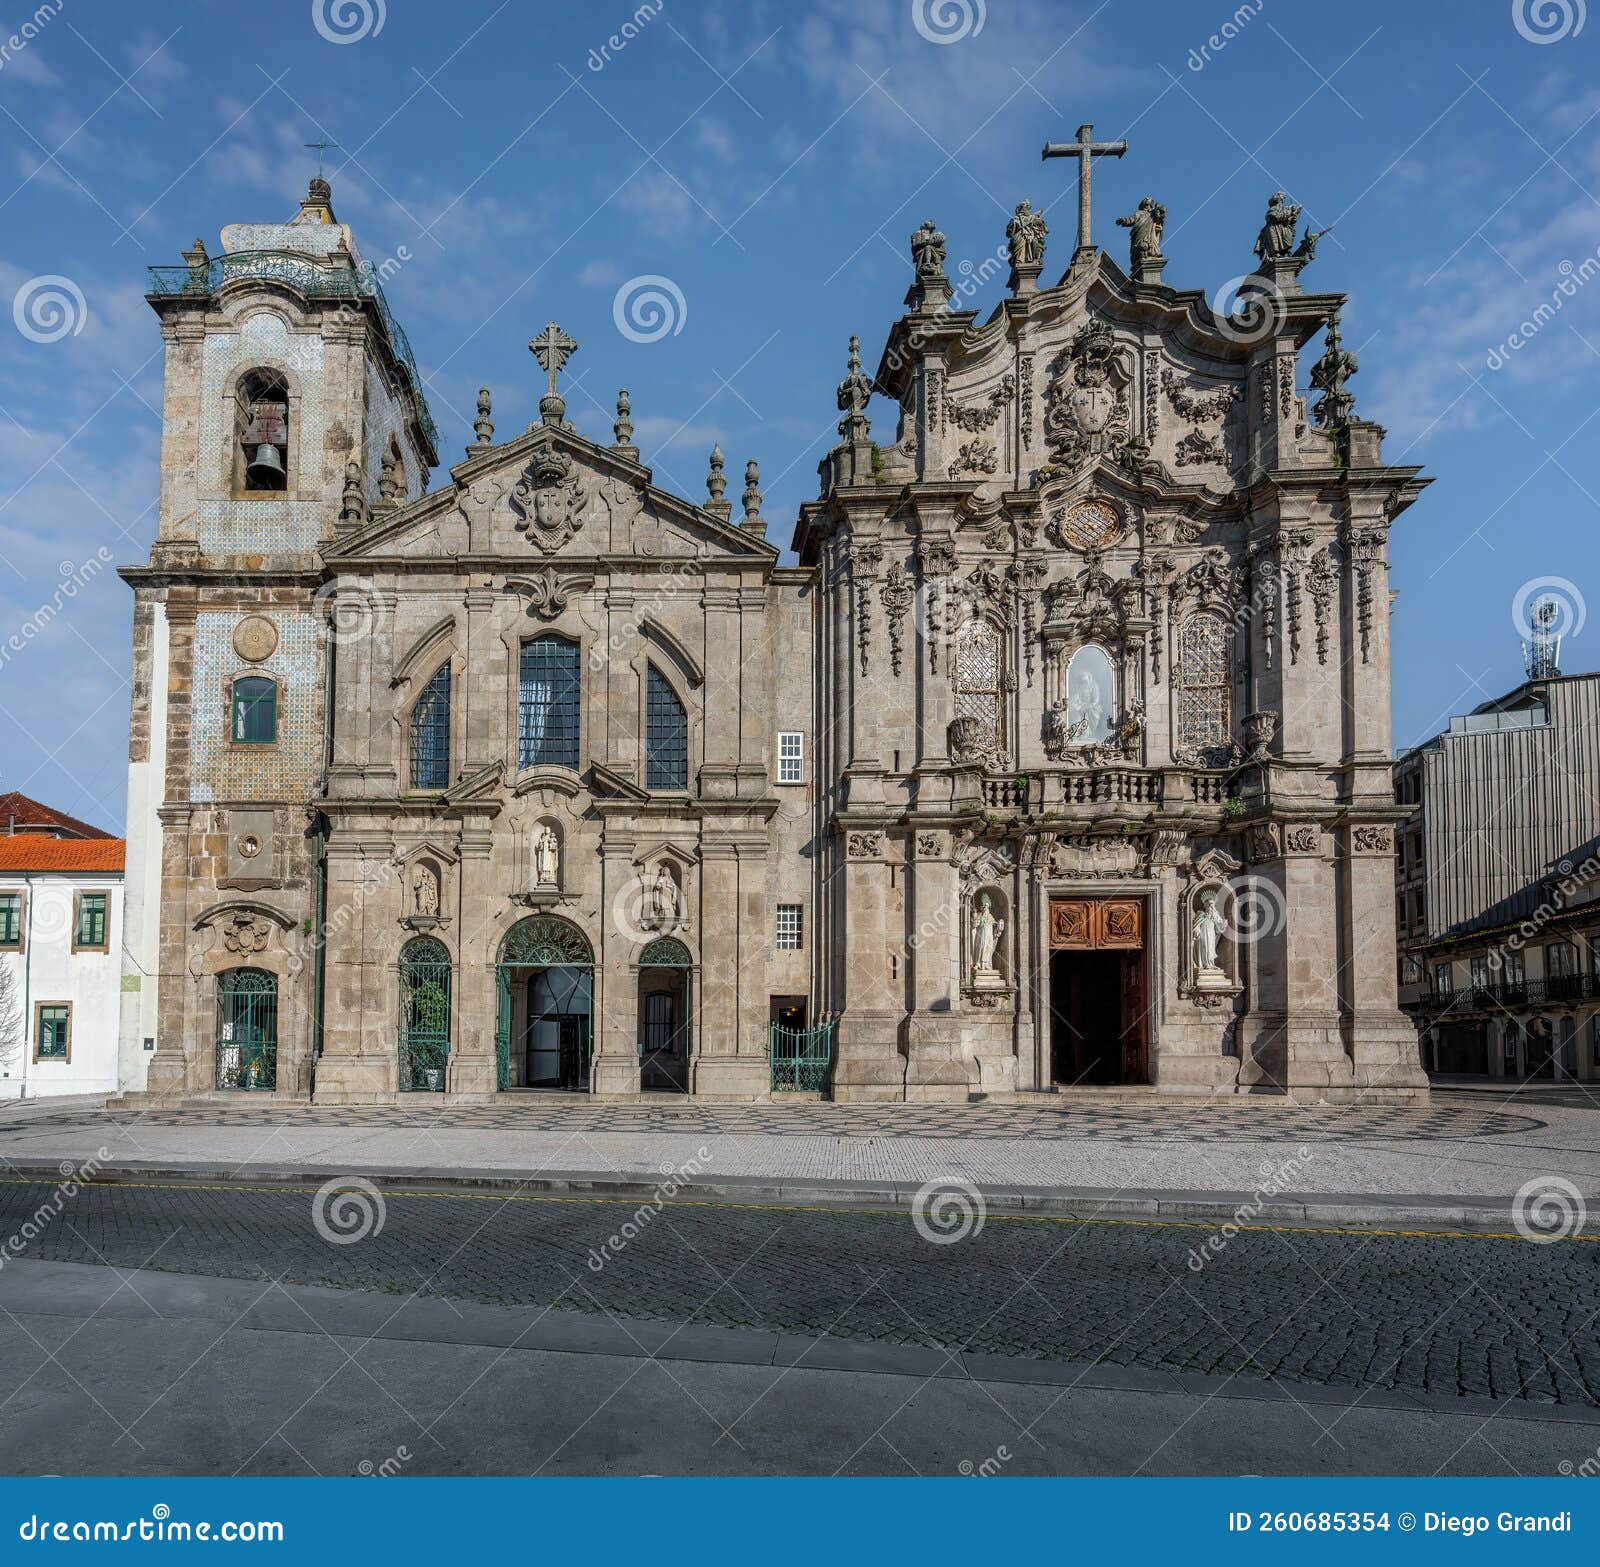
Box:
[470,387,494,454]
[836,334,872,443]
[612,387,638,458]
[705,444,731,520]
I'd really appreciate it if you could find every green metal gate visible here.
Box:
[399,937,451,1092]
[495,916,595,1091]
[769,1018,835,1093]
[216,968,278,1091]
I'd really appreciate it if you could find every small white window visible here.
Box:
[776,904,803,950]
[777,731,804,784]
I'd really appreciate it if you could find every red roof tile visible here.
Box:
[0,791,114,840]
[0,838,125,873]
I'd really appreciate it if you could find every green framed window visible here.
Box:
[0,892,20,948]
[645,665,688,790]
[231,676,277,744]
[36,1004,69,1061]
[75,892,107,950]
[518,636,580,771]
[410,663,451,789]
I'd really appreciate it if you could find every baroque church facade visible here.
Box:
[119,160,1430,1105]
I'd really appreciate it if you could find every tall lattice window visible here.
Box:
[1176,612,1232,763]
[953,620,1004,749]
[518,636,580,771]
[645,665,688,790]
[410,663,451,789]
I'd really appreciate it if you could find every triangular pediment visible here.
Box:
[326,424,776,566]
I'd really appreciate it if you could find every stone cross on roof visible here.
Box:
[530,322,578,396]
[1041,122,1128,255]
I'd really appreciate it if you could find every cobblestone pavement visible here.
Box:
[3,1178,1597,1408]
[1,1098,1548,1142]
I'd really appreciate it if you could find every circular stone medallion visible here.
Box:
[232,615,279,663]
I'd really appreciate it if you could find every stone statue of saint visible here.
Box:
[411,862,439,918]
[1254,191,1302,265]
[1045,698,1073,759]
[970,891,1004,980]
[1116,196,1165,267]
[1192,890,1226,975]
[1006,201,1048,270]
[910,219,947,279]
[534,826,559,887]
[647,865,678,928]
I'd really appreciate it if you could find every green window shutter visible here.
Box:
[231,676,277,743]
[37,1006,69,1059]
[77,893,107,948]
[0,894,19,946]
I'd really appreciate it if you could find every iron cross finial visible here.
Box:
[529,322,578,396]
[303,138,339,178]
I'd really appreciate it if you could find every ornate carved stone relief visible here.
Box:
[879,563,913,677]
[1042,322,1136,473]
[510,446,588,553]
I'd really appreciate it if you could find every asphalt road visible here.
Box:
[1,1176,1597,1409]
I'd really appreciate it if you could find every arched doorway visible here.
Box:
[638,936,692,1093]
[495,916,594,1091]
[216,967,278,1091]
[398,937,451,1092]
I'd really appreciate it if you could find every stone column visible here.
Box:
[1342,824,1428,1098]
[461,585,499,773]
[446,814,497,1098]
[902,834,968,1101]
[693,832,769,1099]
[592,830,642,1097]
[831,830,906,1101]
[313,834,399,1104]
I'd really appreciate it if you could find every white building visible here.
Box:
[0,835,127,1099]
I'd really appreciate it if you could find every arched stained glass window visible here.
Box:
[645,665,688,790]
[1176,612,1233,764]
[953,620,1004,749]
[410,663,451,789]
[519,635,580,770]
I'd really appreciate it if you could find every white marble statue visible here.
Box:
[411,862,439,918]
[647,865,679,928]
[534,825,559,886]
[1192,889,1227,975]
[969,891,1004,985]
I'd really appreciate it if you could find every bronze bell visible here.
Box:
[246,442,285,488]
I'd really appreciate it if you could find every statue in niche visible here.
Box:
[411,862,439,919]
[534,826,559,887]
[1191,890,1229,985]
[646,864,679,929]
[969,891,1005,988]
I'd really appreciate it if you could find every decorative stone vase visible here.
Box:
[1244,709,1278,760]
[948,714,991,763]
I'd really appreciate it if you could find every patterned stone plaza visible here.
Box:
[120,150,1430,1108]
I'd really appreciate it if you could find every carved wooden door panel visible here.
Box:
[1120,951,1147,1083]
[1049,900,1094,949]
[1097,899,1143,949]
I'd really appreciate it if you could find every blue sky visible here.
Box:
[1,0,1597,831]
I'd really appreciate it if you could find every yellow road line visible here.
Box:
[0,1175,1591,1243]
